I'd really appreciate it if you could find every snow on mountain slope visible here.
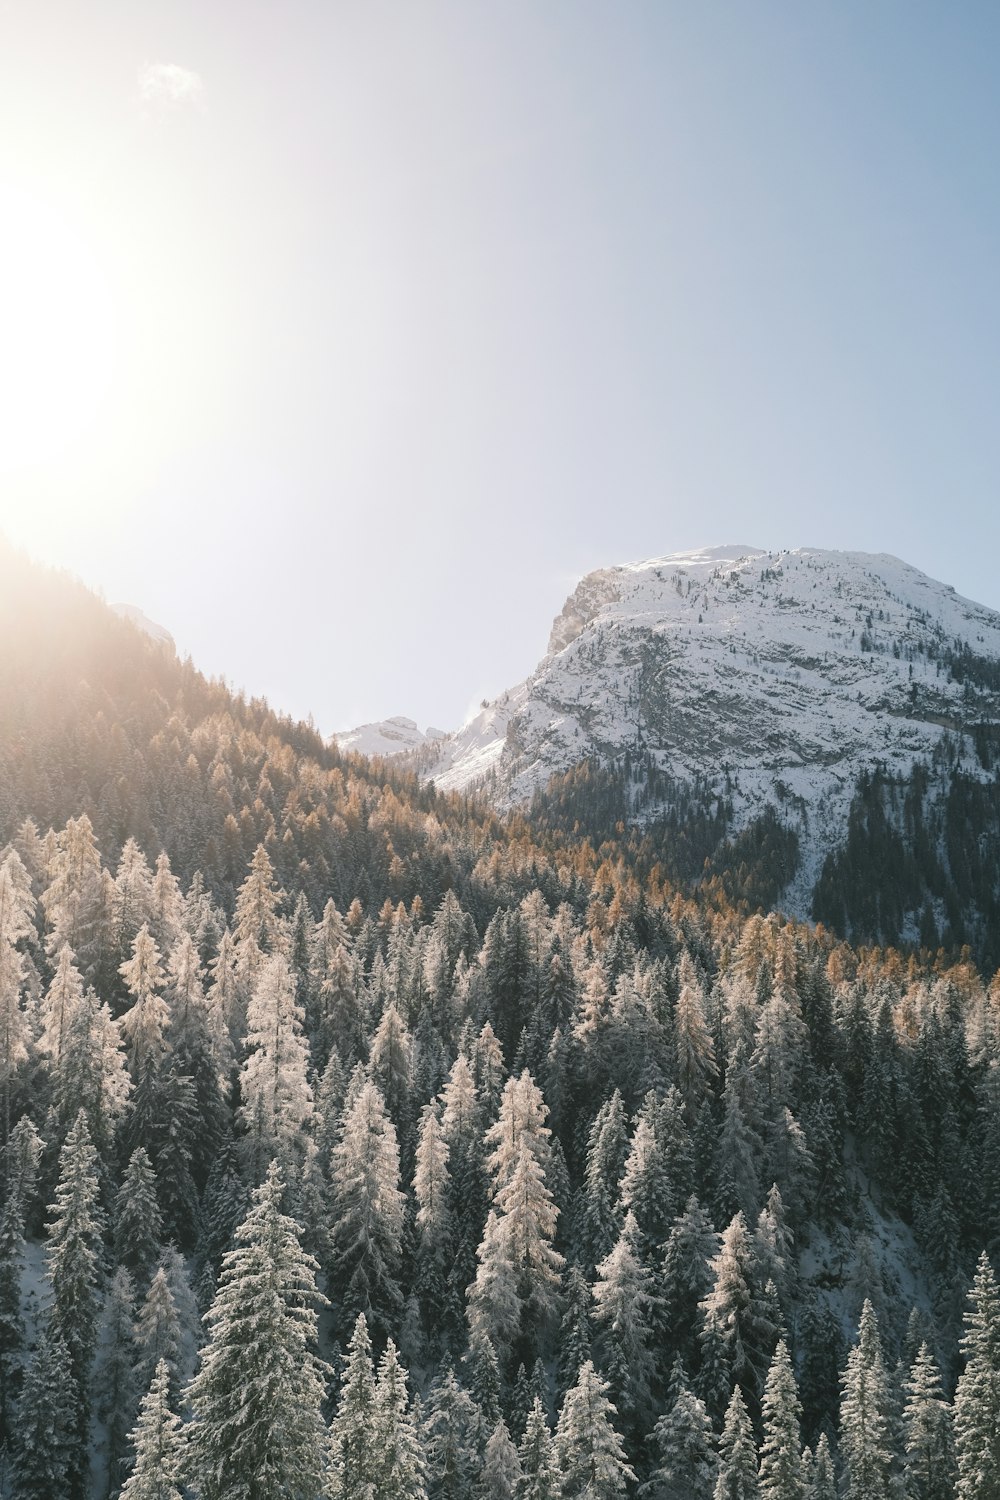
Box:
[418,544,1000,907]
[111,603,176,652]
[332,716,446,758]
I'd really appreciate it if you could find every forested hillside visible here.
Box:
[2,542,1000,1499]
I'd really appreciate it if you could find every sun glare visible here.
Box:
[0,180,119,486]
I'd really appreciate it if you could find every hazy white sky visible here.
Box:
[2,2,1000,733]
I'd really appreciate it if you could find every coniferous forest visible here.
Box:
[4,543,1000,1500]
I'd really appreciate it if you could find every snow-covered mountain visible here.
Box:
[332,715,447,758]
[412,544,1000,909]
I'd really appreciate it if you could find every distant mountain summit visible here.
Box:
[331,716,447,758]
[406,544,1000,940]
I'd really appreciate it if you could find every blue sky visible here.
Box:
[2,3,999,732]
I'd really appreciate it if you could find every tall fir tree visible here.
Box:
[555,1361,635,1500]
[954,1252,1000,1500]
[119,1360,185,1500]
[185,1161,329,1500]
[715,1386,759,1500]
[839,1299,893,1500]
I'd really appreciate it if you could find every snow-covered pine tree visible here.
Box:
[238,952,314,1179]
[700,1210,778,1411]
[468,1132,564,1368]
[414,1102,453,1347]
[422,1363,480,1500]
[185,1160,329,1500]
[954,1251,1000,1500]
[839,1299,893,1500]
[373,1337,427,1500]
[804,1434,836,1500]
[119,1359,185,1500]
[518,1396,558,1500]
[46,1107,104,1498]
[715,1386,759,1500]
[0,1192,24,1445]
[95,1266,139,1498]
[113,1146,163,1281]
[902,1341,955,1500]
[479,1421,523,1500]
[12,1321,75,1500]
[758,1340,803,1500]
[592,1207,659,1429]
[642,1364,718,1499]
[325,1312,378,1498]
[119,924,169,1077]
[555,1360,636,1499]
[134,1266,182,1403]
[328,1076,405,1338]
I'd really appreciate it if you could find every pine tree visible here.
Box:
[423,1364,480,1500]
[12,1321,75,1500]
[414,1102,453,1343]
[120,1360,185,1500]
[119,925,169,1076]
[480,1421,523,1500]
[674,952,717,1118]
[96,1267,139,1498]
[373,1337,427,1500]
[114,1146,163,1281]
[518,1396,558,1500]
[903,1341,955,1500]
[325,1312,378,1498]
[642,1366,718,1499]
[592,1208,659,1429]
[185,1160,330,1500]
[555,1360,636,1499]
[134,1266,182,1403]
[0,1193,24,1445]
[468,1132,564,1367]
[558,1263,593,1399]
[239,953,314,1177]
[840,1299,893,1500]
[700,1210,778,1411]
[954,1252,1000,1500]
[715,1386,759,1500]
[759,1340,803,1500]
[804,1435,836,1500]
[46,1108,103,1498]
[329,1077,405,1338]
[580,1091,628,1270]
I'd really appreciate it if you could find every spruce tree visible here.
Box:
[555,1360,635,1499]
[715,1386,759,1500]
[839,1299,893,1500]
[592,1208,659,1429]
[46,1108,103,1498]
[185,1160,329,1500]
[758,1340,803,1500]
[423,1364,480,1500]
[517,1396,558,1500]
[12,1322,75,1500]
[0,1194,24,1445]
[329,1076,405,1339]
[373,1337,427,1500]
[325,1312,378,1498]
[114,1146,163,1281]
[480,1421,523,1500]
[642,1367,718,1499]
[96,1267,139,1498]
[119,1360,185,1500]
[902,1341,955,1500]
[954,1252,1000,1500]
